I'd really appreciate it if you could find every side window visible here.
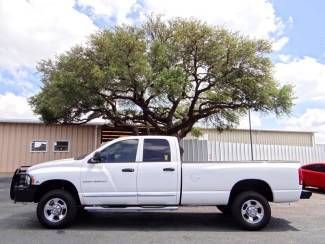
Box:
[302,165,313,170]
[31,140,47,152]
[319,165,325,173]
[312,164,321,172]
[54,140,69,152]
[99,139,138,163]
[304,164,325,172]
[143,139,171,162]
[313,164,325,173]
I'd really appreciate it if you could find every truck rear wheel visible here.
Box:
[37,189,77,228]
[231,191,271,230]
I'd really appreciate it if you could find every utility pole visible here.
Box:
[248,109,254,160]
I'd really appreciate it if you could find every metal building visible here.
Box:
[0,119,316,173]
[185,128,315,146]
[0,120,100,173]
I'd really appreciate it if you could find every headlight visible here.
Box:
[25,175,31,186]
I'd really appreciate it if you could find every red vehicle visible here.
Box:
[300,163,325,189]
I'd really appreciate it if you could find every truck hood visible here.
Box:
[27,158,78,172]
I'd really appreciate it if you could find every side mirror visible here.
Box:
[88,151,101,164]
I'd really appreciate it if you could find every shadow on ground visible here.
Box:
[1,210,299,232]
[1,177,299,233]
[305,187,325,195]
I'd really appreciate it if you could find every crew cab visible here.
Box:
[10,136,311,230]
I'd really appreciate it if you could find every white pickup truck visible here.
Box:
[10,135,311,230]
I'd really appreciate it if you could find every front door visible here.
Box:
[80,139,139,205]
[137,138,179,205]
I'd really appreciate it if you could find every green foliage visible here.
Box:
[191,127,203,138]
[30,16,293,138]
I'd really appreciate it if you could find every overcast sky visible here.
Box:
[1,0,325,142]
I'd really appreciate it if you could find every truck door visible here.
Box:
[137,138,179,205]
[80,139,139,205]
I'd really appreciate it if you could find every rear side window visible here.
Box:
[319,165,325,173]
[143,139,171,162]
[303,164,325,172]
[312,164,325,173]
[302,165,314,170]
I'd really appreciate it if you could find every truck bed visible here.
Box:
[180,161,301,205]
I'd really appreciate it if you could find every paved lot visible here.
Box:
[1,177,325,244]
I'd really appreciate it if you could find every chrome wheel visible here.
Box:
[241,199,264,224]
[43,198,67,223]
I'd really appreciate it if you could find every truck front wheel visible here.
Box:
[231,191,271,230]
[36,189,77,228]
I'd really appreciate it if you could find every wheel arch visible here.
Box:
[34,179,81,205]
[228,179,273,204]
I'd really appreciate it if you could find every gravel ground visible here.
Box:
[1,176,324,244]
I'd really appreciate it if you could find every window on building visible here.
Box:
[99,139,138,163]
[31,140,47,152]
[54,140,69,152]
[143,139,171,162]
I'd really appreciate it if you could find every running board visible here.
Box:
[84,206,179,212]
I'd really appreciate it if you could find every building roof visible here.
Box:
[0,117,315,134]
[0,118,105,126]
[200,127,315,134]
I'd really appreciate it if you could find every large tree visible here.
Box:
[30,16,293,139]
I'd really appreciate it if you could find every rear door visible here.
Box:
[137,138,179,205]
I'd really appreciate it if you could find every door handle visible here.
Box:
[163,168,175,172]
[121,168,135,172]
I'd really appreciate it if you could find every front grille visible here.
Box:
[17,174,27,186]
[10,166,30,200]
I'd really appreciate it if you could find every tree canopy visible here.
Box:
[30,16,293,139]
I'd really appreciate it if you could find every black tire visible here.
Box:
[217,205,230,214]
[231,191,271,231]
[37,189,77,229]
[77,206,90,219]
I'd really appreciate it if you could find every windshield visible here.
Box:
[74,152,91,160]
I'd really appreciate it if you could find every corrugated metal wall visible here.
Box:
[181,139,325,164]
[0,123,99,172]
[0,122,320,172]
[185,129,315,146]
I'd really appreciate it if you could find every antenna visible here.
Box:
[248,109,254,160]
